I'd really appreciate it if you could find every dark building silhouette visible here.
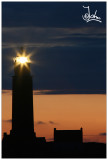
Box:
[54,128,83,143]
[11,53,35,142]
[2,48,46,144]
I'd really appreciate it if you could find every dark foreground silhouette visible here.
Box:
[2,140,106,158]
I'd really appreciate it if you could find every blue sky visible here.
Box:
[2,2,106,94]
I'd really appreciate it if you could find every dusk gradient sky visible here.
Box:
[2,2,106,143]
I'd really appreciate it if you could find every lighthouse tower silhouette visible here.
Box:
[11,47,35,142]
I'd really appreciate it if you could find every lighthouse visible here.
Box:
[10,48,35,142]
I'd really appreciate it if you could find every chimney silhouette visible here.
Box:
[11,48,35,142]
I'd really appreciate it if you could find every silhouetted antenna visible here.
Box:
[20,46,25,54]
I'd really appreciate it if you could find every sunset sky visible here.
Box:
[2,91,106,143]
[2,2,106,143]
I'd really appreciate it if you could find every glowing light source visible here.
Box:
[15,56,29,64]
[13,47,33,72]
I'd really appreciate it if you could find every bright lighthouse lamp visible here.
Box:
[13,55,31,73]
[16,57,28,64]
[14,56,30,64]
